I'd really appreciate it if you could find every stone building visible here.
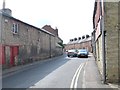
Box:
[0,5,63,68]
[92,0,120,83]
[65,35,92,52]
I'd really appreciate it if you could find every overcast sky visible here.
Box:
[0,0,95,44]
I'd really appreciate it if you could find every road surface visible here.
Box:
[3,54,107,88]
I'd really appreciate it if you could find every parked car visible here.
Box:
[67,49,78,57]
[77,49,89,58]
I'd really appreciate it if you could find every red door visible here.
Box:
[10,46,19,66]
[0,45,6,65]
[2,46,5,64]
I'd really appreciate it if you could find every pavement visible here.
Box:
[2,53,120,89]
[83,55,119,89]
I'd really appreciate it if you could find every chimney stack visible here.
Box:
[3,0,5,9]
[2,0,12,16]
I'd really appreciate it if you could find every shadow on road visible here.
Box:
[2,54,70,88]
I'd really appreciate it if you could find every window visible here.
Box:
[12,23,19,34]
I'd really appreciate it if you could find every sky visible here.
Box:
[0,0,95,44]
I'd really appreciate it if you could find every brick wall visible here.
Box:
[42,25,58,36]
[65,40,92,52]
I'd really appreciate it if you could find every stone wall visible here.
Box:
[1,15,63,68]
[104,2,119,83]
[118,2,120,82]
[95,36,103,76]
[93,1,120,83]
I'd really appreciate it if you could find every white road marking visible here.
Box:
[70,64,81,89]
[70,63,84,89]
[82,62,87,88]
[74,64,84,88]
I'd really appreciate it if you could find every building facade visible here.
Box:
[42,25,58,36]
[92,0,120,83]
[65,35,92,52]
[0,8,63,69]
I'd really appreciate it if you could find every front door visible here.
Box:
[10,46,19,66]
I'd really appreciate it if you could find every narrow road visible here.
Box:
[2,54,90,88]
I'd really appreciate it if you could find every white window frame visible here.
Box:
[12,23,19,34]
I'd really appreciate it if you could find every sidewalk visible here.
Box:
[83,55,119,89]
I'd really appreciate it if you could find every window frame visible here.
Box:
[12,23,19,34]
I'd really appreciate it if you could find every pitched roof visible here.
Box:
[67,37,91,44]
[0,10,55,36]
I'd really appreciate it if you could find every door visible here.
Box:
[10,46,19,66]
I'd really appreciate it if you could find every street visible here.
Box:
[0,1,120,89]
[2,53,110,88]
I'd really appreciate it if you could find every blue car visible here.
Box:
[77,49,89,58]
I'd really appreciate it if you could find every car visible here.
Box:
[77,49,89,58]
[67,49,78,57]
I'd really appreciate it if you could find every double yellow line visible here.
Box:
[70,63,85,89]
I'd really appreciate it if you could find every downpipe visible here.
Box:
[101,11,106,84]
[100,0,106,84]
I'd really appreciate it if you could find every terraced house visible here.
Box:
[65,35,92,52]
[0,5,63,69]
[92,0,120,83]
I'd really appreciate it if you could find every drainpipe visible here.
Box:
[0,10,2,44]
[101,14,106,84]
[100,0,106,84]
[93,30,96,59]
[0,10,2,90]
[49,36,51,58]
